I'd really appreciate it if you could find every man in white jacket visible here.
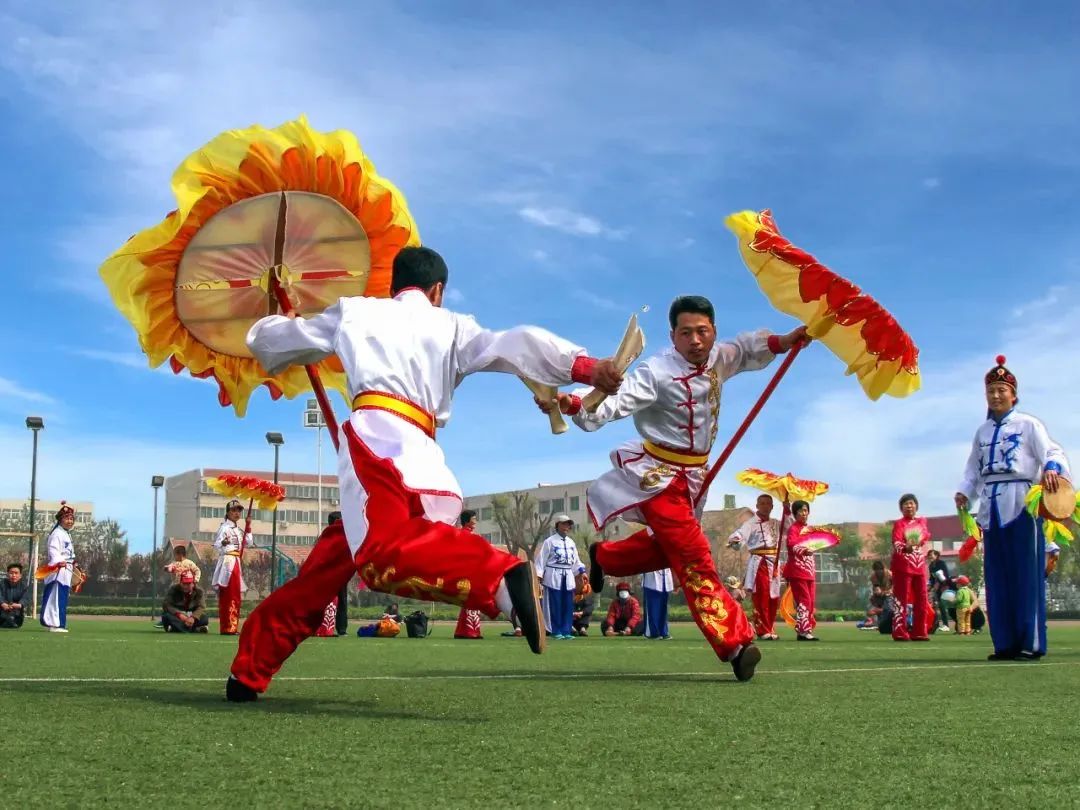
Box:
[228,246,621,700]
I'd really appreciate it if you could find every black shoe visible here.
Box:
[503,562,545,655]
[987,652,1015,661]
[731,644,762,682]
[588,543,605,593]
[796,634,820,642]
[1015,651,1042,661]
[225,675,259,703]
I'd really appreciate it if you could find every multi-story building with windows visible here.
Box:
[0,499,93,527]
[164,468,340,547]
[462,480,595,545]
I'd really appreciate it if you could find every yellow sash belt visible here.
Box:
[353,391,436,439]
[642,440,708,467]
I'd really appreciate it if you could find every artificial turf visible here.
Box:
[2,619,1078,808]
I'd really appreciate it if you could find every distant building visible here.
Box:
[462,480,596,545]
[0,498,93,527]
[164,468,340,547]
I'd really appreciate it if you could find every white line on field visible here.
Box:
[0,660,1076,684]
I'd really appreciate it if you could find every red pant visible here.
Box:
[594,476,752,661]
[217,566,242,635]
[751,558,779,637]
[891,570,930,640]
[230,427,521,693]
[787,578,816,636]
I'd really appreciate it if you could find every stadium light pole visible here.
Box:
[26,417,44,619]
[150,475,165,620]
[266,432,284,592]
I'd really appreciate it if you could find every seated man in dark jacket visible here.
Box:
[601,582,644,636]
[571,575,595,636]
[1,563,29,629]
[162,572,209,633]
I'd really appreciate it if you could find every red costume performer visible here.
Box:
[782,504,818,641]
[454,510,483,639]
[891,501,932,641]
[212,500,248,635]
[555,295,805,681]
[728,497,782,640]
[226,247,619,700]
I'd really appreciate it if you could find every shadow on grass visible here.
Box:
[0,680,484,722]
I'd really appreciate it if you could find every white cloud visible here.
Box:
[518,206,626,239]
[922,177,941,189]
[530,249,550,263]
[0,376,56,405]
[722,282,1080,523]
[571,288,622,312]
[70,348,147,370]
[0,423,280,552]
[444,288,466,305]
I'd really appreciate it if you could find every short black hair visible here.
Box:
[328,511,343,525]
[391,246,449,295]
[872,560,884,571]
[898,493,918,509]
[174,546,186,556]
[668,295,715,329]
[460,509,477,525]
[7,562,22,572]
[791,499,810,515]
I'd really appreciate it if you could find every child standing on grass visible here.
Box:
[782,500,819,641]
[954,576,976,635]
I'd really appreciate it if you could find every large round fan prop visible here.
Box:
[697,210,920,503]
[99,116,420,447]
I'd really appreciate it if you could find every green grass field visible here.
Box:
[3,619,1079,808]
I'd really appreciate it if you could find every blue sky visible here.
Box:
[2,2,1079,552]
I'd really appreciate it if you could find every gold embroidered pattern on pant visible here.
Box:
[360,563,472,605]
[683,564,729,641]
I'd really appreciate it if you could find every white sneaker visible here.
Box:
[49,627,69,634]
[939,625,951,633]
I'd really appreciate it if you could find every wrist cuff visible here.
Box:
[571,355,597,385]
[767,335,785,354]
[566,395,583,416]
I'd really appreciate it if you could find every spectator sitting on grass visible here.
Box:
[601,582,643,636]
[161,571,209,633]
[571,574,595,636]
[1,563,29,629]
[857,585,888,630]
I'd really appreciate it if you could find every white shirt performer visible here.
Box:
[955,355,1070,661]
[40,502,77,633]
[213,500,250,635]
[228,246,621,701]
[542,294,805,681]
[728,494,782,640]
[534,514,586,639]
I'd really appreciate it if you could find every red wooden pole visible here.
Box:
[267,191,341,451]
[695,340,806,506]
